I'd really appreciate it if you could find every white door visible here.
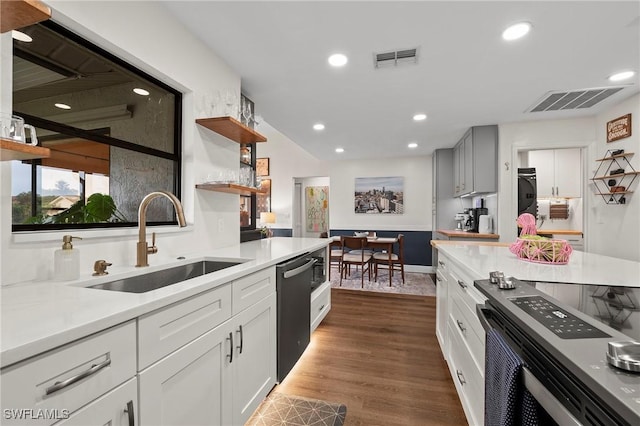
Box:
[293,181,302,237]
[138,324,232,425]
[56,379,137,426]
[231,293,277,426]
[554,148,581,198]
[528,150,555,197]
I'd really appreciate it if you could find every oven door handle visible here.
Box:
[476,304,493,333]
[522,367,581,426]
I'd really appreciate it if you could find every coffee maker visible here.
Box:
[469,208,488,232]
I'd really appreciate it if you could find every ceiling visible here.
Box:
[163,1,639,161]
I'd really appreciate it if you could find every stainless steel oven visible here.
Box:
[475,278,640,426]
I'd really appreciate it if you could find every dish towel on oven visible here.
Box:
[485,328,539,426]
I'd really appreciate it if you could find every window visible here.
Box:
[11,21,182,231]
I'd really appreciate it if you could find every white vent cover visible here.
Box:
[528,86,628,112]
[373,48,418,68]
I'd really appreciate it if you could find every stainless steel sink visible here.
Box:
[87,260,245,293]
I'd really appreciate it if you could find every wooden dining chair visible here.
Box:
[327,237,343,280]
[373,234,405,286]
[340,236,372,288]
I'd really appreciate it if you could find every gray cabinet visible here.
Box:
[432,149,460,265]
[453,125,498,197]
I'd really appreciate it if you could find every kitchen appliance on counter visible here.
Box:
[476,277,640,426]
[454,212,470,230]
[478,214,493,234]
[518,167,538,218]
[469,207,488,232]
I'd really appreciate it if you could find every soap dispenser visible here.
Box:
[54,235,82,281]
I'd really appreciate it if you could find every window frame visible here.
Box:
[11,20,183,233]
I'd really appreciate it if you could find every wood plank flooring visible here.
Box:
[274,288,467,426]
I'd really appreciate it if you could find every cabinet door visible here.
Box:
[463,131,473,194]
[435,268,449,357]
[553,148,581,197]
[231,293,277,426]
[528,150,555,197]
[453,143,461,196]
[56,378,137,426]
[138,323,232,426]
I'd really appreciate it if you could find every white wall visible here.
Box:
[1,1,246,285]
[589,93,640,261]
[253,121,329,230]
[329,156,432,231]
[497,117,596,243]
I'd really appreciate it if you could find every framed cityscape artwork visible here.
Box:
[354,176,404,214]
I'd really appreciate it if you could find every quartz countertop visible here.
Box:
[435,244,640,288]
[436,229,500,239]
[0,237,328,368]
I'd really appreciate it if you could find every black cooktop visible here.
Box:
[509,295,610,339]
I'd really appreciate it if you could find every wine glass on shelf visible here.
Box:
[242,102,252,126]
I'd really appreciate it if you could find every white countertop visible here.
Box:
[0,237,328,368]
[436,244,640,288]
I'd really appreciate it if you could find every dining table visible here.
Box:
[330,235,398,254]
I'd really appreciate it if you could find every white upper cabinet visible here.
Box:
[528,148,581,198]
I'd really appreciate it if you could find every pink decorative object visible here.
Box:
[509,213,573,264]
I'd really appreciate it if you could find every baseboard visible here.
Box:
[405,265,434,274]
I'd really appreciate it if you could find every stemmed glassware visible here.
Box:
[242,102,252,126]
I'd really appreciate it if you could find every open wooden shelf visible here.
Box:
[196,183,266,196]
[196,116,267,144]
[595,152,634,162]
[591,171,640,180]
[1,0,51,33]
[1,138,50,161]
[594,191,634,195]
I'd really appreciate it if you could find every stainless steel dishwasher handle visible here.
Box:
[283,258,317,279]
[522,367,581,426]
[45,358,111,395]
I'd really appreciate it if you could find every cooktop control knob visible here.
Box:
[489,271,504,284]
[498,276,516,290]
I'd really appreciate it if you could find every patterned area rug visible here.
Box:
[245,392,347,426]
[329,267,436,296]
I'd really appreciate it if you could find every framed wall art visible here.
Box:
[256,157,270,176]
[354,176,404,214]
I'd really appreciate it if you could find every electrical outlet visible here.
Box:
[217,218,224,233]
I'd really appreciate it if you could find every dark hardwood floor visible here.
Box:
[274,288,467,426]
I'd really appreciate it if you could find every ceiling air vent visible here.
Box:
[527,86,628,112]
[374,48,418,68]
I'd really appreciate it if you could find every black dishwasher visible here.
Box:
[276,253,316,382]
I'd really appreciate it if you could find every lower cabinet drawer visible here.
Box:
[138,283,232,369]
[232,267,276,315]
[450,293,485,371]
[310,281,331,332]
[448,322,484,426]
[0,321,136,426]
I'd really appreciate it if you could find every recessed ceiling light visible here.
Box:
[133,88,150,96]
[328,53,348,67]
[413,113,427,121]
[502,22,532,41]
[55,103,71,110]
[408,142,418,148]
[12,30,32,42]
[608,71,635,82]
[335,147,344,153]
[313,123,325,131]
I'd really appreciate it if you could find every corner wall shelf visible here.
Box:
[196,183,266,196]
[196,117,267,144]
[591,150,638,204]
[1,138,50,161]
[1,0,51,33]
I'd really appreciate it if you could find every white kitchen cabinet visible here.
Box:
[528,148,581,198]
[55,378,137,426]
[138,267,277,426]
[435,260,449,356]
[453,125,498,197]
[231,292,277,425]
[310,281,331,332]
[138,318,233,425]
[0,321,136,426]
[435,251,487,426]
